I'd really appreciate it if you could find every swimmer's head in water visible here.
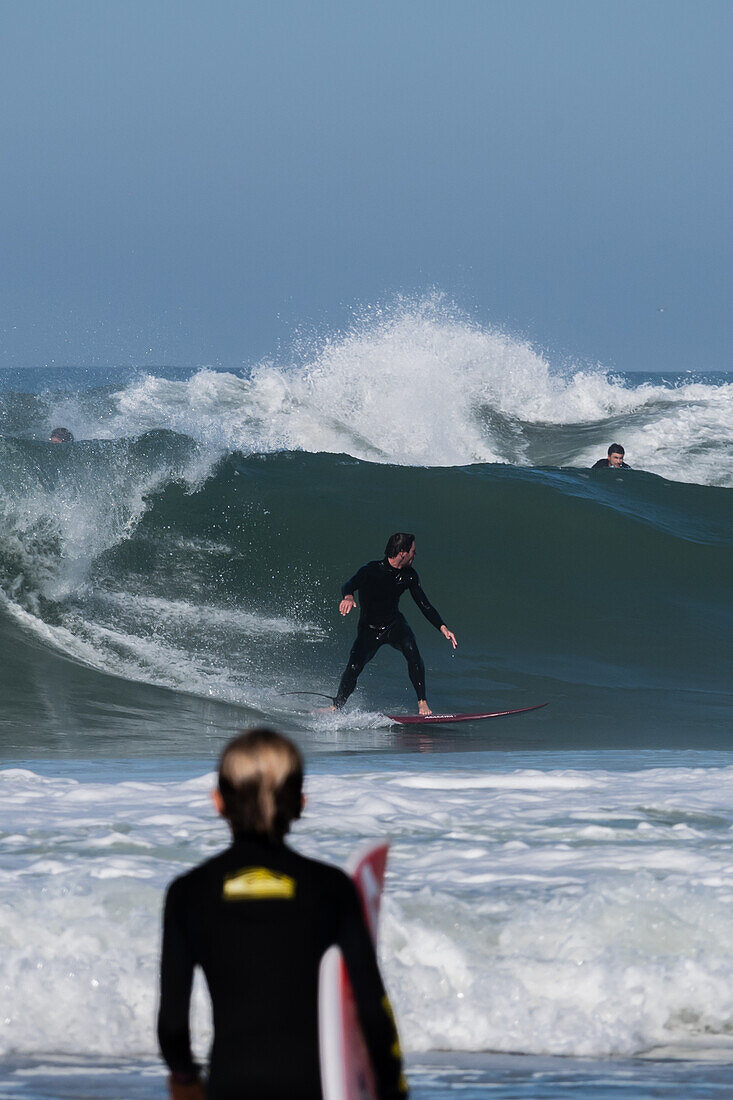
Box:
[607,443,625,468]
[50,427,74,443]
[217,728,303,841]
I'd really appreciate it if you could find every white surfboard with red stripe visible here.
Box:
[318,841,390,1100]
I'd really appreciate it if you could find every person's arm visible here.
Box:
[407,571,443,629]
[337,879,408,1099]
[408,572,457,647]
[340,565,368,615]
[158,880,204,1098]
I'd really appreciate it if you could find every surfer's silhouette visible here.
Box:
[332,533,457,716]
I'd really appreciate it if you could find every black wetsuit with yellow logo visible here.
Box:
[158,835,406,1100]
[335,559,445,708]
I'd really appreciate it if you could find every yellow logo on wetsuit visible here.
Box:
[222,866,296,901]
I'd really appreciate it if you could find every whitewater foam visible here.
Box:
[103,315,612,466]
[0,437,216,604]
[89,300,733,483]
[4,761,733,1060]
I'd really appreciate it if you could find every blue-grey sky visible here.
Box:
[1,0,731,371]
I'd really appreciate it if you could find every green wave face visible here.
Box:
[0,441,730,755]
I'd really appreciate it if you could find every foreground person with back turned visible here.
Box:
[333,532,457,716]
[158,727,407,1100]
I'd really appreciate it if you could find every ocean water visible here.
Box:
[1,303,732,1097]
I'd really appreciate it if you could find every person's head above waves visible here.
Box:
[592,443,630,470]
[50,427,74,443]
[213,727,304,841]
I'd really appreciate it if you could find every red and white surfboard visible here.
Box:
[318,841,390,1100]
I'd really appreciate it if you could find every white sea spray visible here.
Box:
[86,301,733,484]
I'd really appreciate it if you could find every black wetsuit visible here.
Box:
[335,559,444,708]
[158,835,406,1100]
[592,458,630,468]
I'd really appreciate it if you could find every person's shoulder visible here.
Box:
[166,849,230,898]
[355,559,380,573]
[288,847,355,896]
[591,458,609,468]
[361,559,383,575]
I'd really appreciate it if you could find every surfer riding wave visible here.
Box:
[333,533,457,716]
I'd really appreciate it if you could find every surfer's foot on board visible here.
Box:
[418,699,432,716]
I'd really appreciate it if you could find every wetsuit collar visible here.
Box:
[230,832,287,848]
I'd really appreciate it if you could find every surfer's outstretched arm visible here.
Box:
[408,573,457,648]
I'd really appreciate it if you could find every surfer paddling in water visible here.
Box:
[333,533,457,716]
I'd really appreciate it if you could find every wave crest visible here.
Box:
[89,298,732,483]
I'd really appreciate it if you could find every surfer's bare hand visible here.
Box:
[339,595,356,616]
[441,626,457,649]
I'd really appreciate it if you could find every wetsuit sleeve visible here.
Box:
[157,879,200,1082]
[337,878,408,1099]
[341,564,370,600]
[407,571,444,631]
